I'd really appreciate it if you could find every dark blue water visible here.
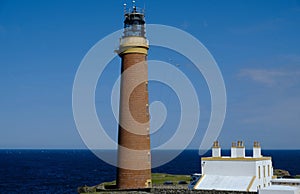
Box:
[0,150,299,193]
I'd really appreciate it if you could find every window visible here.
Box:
[146,180,151,187]
[263,166,266,178]
[147,152,151,162]
[258,166,261,179]
[146,128,150,139]
[268,165,270,176]
[145,81,148,91]
[146,104,149,115]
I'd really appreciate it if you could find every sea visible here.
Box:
[0,149,299,193]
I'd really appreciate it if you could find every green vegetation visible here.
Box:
[78,173,191,193]
[274,169,290,177]
[101,173,191,186]
[151,173,190,185]
[274,169,300,179]
[101,180,116,189]
[98,173,191,186]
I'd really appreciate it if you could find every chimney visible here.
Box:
[253,141,261,158]
[212,141,221,157]
[236,140,245,158]
[231,142,237,158]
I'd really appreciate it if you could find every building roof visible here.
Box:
[194,174,255,191]
[272,179,300,184]
[260,185,300,191]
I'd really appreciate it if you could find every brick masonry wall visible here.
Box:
[117,53,151,189]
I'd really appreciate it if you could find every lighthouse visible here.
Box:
[116,4,152,189]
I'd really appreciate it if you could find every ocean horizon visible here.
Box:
[0,149,299,193]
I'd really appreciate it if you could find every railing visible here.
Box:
[124,6,145,15]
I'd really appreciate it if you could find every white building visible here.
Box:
[259,185,300,194]
[259,179,300,194]
[194,141,273,192]
[271,178,300,187]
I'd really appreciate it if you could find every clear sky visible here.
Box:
[1,0,300,150]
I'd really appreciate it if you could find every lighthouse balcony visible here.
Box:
[120,36,149,48]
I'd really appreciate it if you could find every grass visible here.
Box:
[101,180,116,188]
[101,173,191,186]
[151,173,190,185]
[78,173,191,193]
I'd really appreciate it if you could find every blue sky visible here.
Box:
[0,0,300,149]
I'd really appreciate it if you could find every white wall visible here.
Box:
[259,190,297,194]
[202,160,256,176]
[259,186,300,194]
[254,160,273,191]
[253,147,261,158]
[201,159,273,192]
[212,147,221,157]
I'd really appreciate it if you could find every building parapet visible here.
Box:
[201,157,272,161]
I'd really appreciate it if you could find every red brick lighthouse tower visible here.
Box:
[116,4,151,189]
